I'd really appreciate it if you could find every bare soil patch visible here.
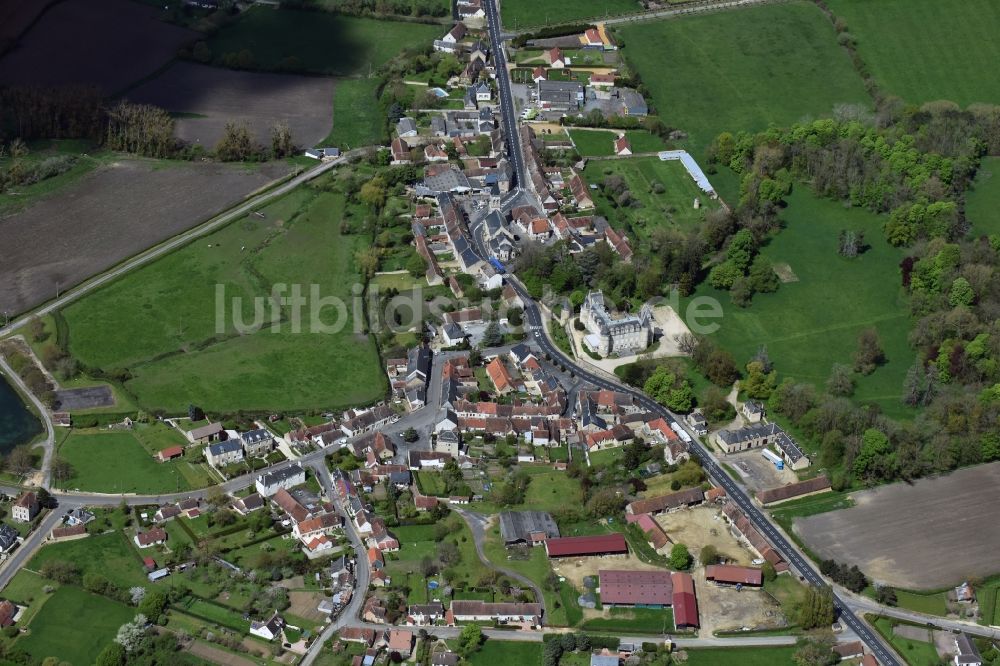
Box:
[772,262,799,283]
[288,590,328,625]
[0,0,196,94]
[128,62,334,148]
[0,158,291,316]
[726,450,799,492]
[656,506,752,565]
[694,566,788,635]
[54,385,114,411]
[187,639,258,666]
[795,462,1000,589]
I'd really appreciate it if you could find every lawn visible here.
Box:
[62,184,385,413]
[966,157,1000,236]
[29,531,149,590]
[580,607,674,633]
[414,470,448,496]
[871,617,941,666]
[16,585,135,665]
[681,647,797,665]
[501,0,639,28]
[582,157,721,241]
[979,577,1000,627]
[587,447,623,468]
[685,189,916,418]
[568,129,669,157]
[322,77,387,149]
[467,637,543,666]
[182,597,251,632]
[56,429,199,494]
[521,469,583,511]
[207,7,440,75]
[825,0,1000,107]
[617,2,870,156]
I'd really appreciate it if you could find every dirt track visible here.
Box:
[0,0,195,94]
[128,62,335,148]
[0,159,290,316]
[796,462,1000,589]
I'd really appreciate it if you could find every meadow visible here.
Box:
[62,182,385,413]
[29,531,150,590]
[681,646,797,665]
[871,617,941,666]
[966,157,1000,236]
[323,77,387,148]
[582,156,720,238]
[568,129,669,157]
[207,7,440,75]
[686,189,915,417]
[500,0,639,28]
[826,0,1000,107]
[617,2,870,156]
[467,639,543,666]
[56,427,211,493]
[16,586,135,665]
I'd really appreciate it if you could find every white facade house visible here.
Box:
[580,291,652,357]
[255,464,307,497]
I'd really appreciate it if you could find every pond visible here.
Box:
[0,374,42,453]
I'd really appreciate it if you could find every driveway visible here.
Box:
[454,509,547,615]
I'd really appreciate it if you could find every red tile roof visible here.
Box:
[756,475,831,505]
[486,357,515,393]
[671,572,699,628]
[159,446,184,460]
[545,533,627,558]
[599,569,672,605]
[705,564,763,586]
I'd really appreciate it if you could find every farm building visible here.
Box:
[626,488,704,516]
[545,533,628,558]
[756,475,831,506]
[671,572,699,629]
[704,564,763,587]
[499,511,560,546]
[158,446,184,462]
[448,601,542,626]
[599,569,672,606]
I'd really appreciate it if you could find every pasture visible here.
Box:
[795,462,1000,589]
[826,0,1000,107]
[129,62,335,148]
[56,427,211,493]
[966,157,1000,236]
[16,586,136,665]
[617,2,870,156]
[206,8,440,76]
[582,156,720,238]
[686,190,914,417]
[500,0,639,28]
[29,530,150,590]
[681,647,797,665]
[322,78,388,148]
[568,129,669,157]
[0,0,195,94]
[62,184,385,413]
[0,158,291,317]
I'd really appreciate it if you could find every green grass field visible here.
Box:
[468,639,543,666]
[56,428,204,493]
[587,446,622,468]
[580,607,674,633]
[16,585,135,665]
[501,0,639,28]
[871,617,941,666]
[682,647,797,665]
[617,2,870,156]
[323,78,387,149]
[966,157,1000,236]
[30,531,149,590]
[207,7,440,75]
[568,129,669,157]
[826,0,1000,106]
[62,184,385,413]
[583,156,721,240]
[686,189,915,418]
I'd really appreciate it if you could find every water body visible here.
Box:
[0,374,42,454]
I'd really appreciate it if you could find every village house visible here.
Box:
[256,464,307,497]
[626,488,705,516]
[613,135,632,156]
[11,492,38,523]
[241,428,274,457]
[448,601,542,627]
[387,629,415,658]
[185,422,223,444]
[249,611,285,641]
[407,603,445,625]
[0,525,19,553]
[134,527,167,549]
[206,439,243,467]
